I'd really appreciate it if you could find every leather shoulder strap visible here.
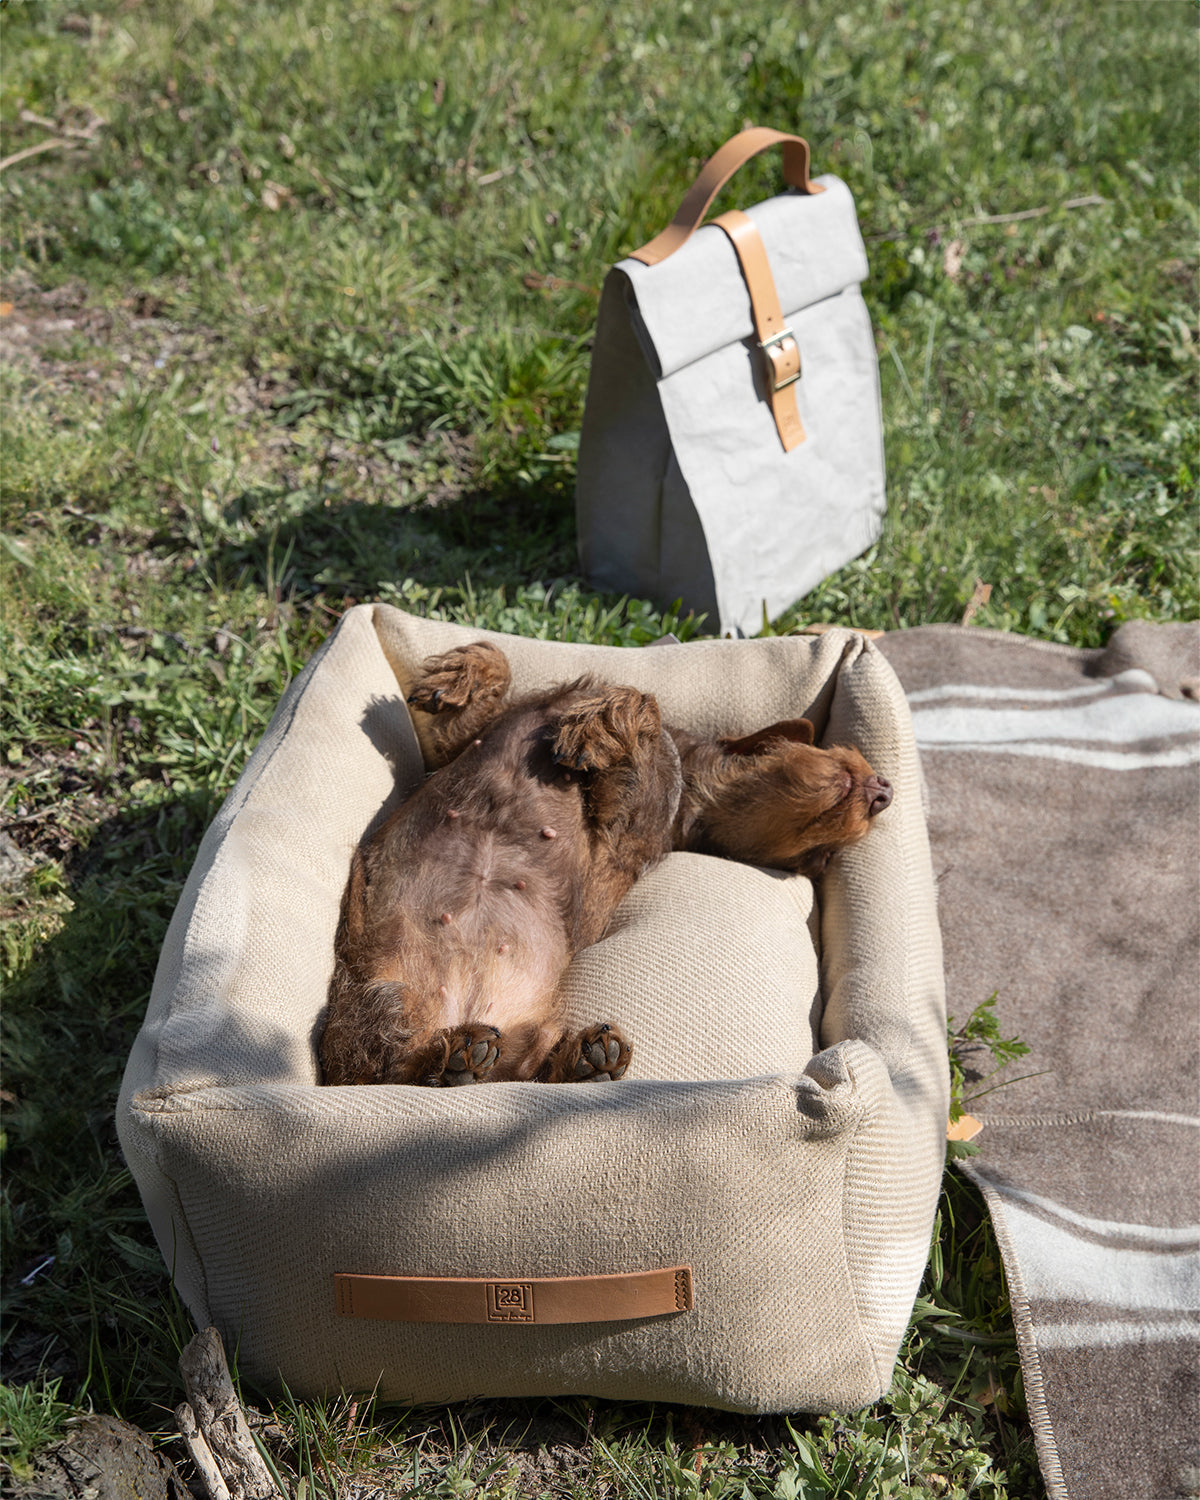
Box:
[334,1266,695,1324]
[629,127,823,267]
[712,210,805,452]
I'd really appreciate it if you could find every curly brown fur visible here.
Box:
[320,643,679,1086]
[319,642,891,1087]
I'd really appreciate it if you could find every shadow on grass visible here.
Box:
[209,475,580,606]
[0,793,214,1421]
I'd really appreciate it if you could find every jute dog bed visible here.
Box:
[117,606,947,1413]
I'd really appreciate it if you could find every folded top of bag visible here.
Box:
[615,175,869,381]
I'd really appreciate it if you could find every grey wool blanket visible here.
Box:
[876,622,1200,1500]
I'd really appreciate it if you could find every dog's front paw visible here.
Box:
[553,688,661,771]
[568,1023,631,1082]
[432,1025,502,1086]
[408,642,511,714]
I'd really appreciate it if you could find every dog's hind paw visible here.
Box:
[568,1023,631,1082]
[434,1025,502,1086]
[408,642,511,714]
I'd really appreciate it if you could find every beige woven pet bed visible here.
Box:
[117,605,947,1413]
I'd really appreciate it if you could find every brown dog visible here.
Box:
[319,642,892,1088]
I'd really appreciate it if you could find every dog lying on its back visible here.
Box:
[319,642,892,1088]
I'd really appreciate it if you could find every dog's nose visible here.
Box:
[865,776,892,816]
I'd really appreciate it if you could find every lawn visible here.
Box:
[1,0,1196,1495]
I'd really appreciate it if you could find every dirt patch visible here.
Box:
[0,745,127,893]
[10,1414,188,1500]
[2,269,475,517]
[0,268,219,404]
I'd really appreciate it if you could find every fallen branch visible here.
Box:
[475,164,516,186]
[963,194,1108,226]
[19,106,107,141]
[178,1327,279,1500]
[177,1403,233,1500]
[866,193,1109,242]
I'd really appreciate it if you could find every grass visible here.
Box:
[0,0,1196,1493]
[0,1378,73,1483]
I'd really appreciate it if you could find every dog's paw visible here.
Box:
[408,642,511,714]
[433,1025,502,1086]
[553,688,661,772]
[568,1023,631,1082]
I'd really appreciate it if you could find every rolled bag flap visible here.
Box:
[617,176,869,379]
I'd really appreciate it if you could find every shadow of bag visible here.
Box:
[576,128,886,638]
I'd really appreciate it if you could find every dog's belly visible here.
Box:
[431,929,568,1031]
[373,825,575,1032]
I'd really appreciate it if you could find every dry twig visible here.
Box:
[178,1327,280,1500]
[0,138,74,174]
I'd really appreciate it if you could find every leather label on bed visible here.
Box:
[334,1266,694,1324]
[487,1282,535,1322]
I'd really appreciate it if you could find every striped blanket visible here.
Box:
[877,621,1199,1500]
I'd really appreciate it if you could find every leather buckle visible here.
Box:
[760,328,801,392]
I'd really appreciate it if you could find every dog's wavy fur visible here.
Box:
[319,642,891,1088]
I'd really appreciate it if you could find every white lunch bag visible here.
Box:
[576,127,885,637]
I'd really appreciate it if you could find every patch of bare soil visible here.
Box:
[7,1415,188,1500]
[0,746,126,901]
[1,268,474,510]
[0,267,218,405]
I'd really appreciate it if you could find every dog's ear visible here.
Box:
[719,718,816,757]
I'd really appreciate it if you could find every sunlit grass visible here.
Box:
[1,0,1195,1493]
